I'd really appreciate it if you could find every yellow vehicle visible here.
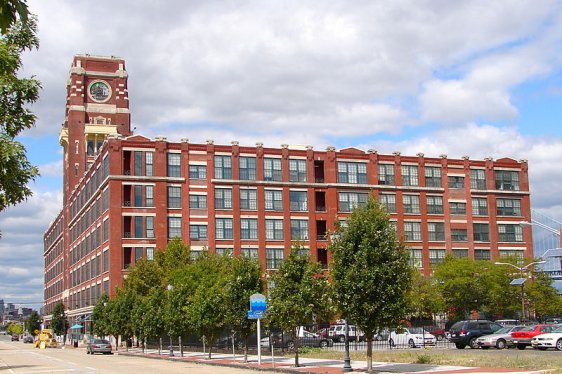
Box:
[34,329,58,349]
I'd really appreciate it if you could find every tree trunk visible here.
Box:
[367,336,373,373]
[244,336,249,362]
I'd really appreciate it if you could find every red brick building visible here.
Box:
[43,55,533,322]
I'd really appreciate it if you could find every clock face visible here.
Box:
[89,81,111,102]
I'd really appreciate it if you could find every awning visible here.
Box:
[70,324,83,329]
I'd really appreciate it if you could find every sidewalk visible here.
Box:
[117,347,549,374]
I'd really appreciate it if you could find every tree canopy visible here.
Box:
[330,196,412,373]
[0,12,40,212]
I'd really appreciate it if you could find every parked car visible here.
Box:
[449,320,503,349]
[374,328,391,342]
[511,324,556,350]
[530,325,562,350]
[86,338,113,355]
[423,326,446,341]
[476,325,525,349]
[11,335,19,341]
[328,324,359,342]
[389,327,436,348]
[495,319,519,326]
[261,330,333,350]
[22,336,34,344]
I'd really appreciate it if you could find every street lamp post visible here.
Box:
[167,284,174,357]
[494,261,546,321]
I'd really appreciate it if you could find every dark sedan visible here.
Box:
[261,330,333,350]
[86,339,113,355]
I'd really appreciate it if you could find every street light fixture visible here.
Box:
[494,261,546,322]
[167,284,174,357]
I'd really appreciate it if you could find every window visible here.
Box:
[449,202,466,215]
[134,216,143,238]
[241,248,258,258]
[426,195,443,214]
[189,225,208,240]
[215,218,233,239]
[379,193,396,213]
[145,152,153,176]
[289,159,307,182]
[215,188,232,209]
[168,217,182,239]
[289,191,308,211]
[239,156,256,180]
[265,219,284,240]
[470,169,486,190]
[495,170,520,191]
[497,198,522,216]
[214,155,232,179]
[378,164,395,185]
[216,248,232,256]
[290,220,309,240]
[428,222,445,241]
[448,176,465,189]
[499,250,524,261]
[472,197,488,215]
[498,224,523,242]
[265,190,283,211]
[338,192,368,212]
[146,186,154,207]
[103,188,109,211]
[451,229,468,242]
[453,248,468,258]
[338,162,367,184]
[103,249,109,273]
[240,189,257,210]
[425,166,442,187]
[429,249,446,266]
[473,223,489,242]
[410,249,423,268]
[474,248,491,260]
[167,153,181,177]
[168,186,181,208]
[135,247,143,262]
[189,194,207,209]
[404,222,421,241]
[403,195,420,214]
[103,219,109,242]
[266,248,284,269]
[264,158,282,181]
[146,216,154,238]
[189,164,206,179]
[134,151,142,176]
[147,247,154,261]
[401,165,419,186]
[240,218,258,240]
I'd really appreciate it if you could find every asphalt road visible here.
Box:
[0,337,278,374]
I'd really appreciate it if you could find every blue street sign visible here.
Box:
[247,310,264,319]
[249,293,267,312]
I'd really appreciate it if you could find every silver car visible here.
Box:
[476,325,525,349]
[86,339,113,355]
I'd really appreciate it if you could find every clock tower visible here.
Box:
[59,55,131,202]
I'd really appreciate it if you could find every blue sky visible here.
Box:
[2,0,562,311]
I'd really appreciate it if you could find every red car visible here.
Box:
[424,326,446,341]
[511,324,556,350]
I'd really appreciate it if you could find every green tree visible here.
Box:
[330,197,412,373]
[433,256,491,320]
[527,271,562,320]
[407,271,445,319]
[223,254,263,362]
[268,244,333,367]
[0,0,29,34]
[25,310,41,335]
[6,321,22,335]
[51,302,68,342]
[0,14,40,212]
[482,262,519,319]
[92,294,111,338]
[156,237,191,273]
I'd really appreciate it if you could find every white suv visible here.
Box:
[328,324,359,342]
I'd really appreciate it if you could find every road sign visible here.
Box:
[249,293,267,312]
[247,310,264,319]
